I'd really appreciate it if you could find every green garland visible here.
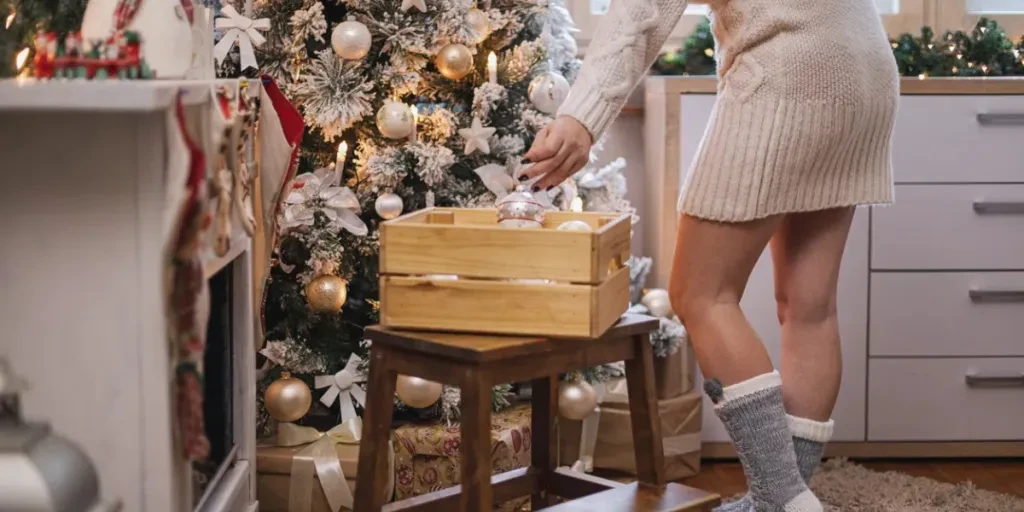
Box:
[651,17,1024,78]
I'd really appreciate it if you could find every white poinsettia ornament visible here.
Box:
[314,355,367,422]
[280,167,369,235]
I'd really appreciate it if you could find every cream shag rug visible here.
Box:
[773,458,1024,511]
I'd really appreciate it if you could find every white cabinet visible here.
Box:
[0,80,258,511]
[645,76,1024,454]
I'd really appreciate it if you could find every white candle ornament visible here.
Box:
[487,52,497,84]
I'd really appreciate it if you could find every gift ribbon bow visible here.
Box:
[314,355,367,423]
[276,419,362,512]
[214,5,270,71]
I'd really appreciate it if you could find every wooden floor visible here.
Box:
[682,459,1024,499]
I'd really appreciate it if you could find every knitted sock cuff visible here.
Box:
[786,414,835,443]
[719,370,782,405]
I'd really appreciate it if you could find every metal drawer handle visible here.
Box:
[969,289,1024,303]
[976,113,1024,126]
[972,201,1024,215]
[965,372,1024,388]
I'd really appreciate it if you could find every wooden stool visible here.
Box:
[353,315,721,511]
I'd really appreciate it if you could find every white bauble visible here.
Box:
[556,220,592,232]
[528,71,570,115]
[396,375,443,408]
[331,17,372,60]
[558,381,598,420]
[465,7,490,44]
[641,288,673,318]
[375,192,404,220]
[496,190,545,229]
[375,101,415,139]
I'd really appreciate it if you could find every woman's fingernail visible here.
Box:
[531,186,540,193]
[521,158,531,164]
[518,175,529,182]
[545,186,554,192]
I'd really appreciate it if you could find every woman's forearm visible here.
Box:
[557,0,689,140]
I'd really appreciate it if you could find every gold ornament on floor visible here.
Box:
[558,380,598,420]
[306,274,348,312]
[396,375,443,408]
[435,43,473,80]
[331,16,372,60]
[375,191,404,220]
[265,372,313,422]
[465,7,490,44]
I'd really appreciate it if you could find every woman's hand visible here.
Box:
[519,115,593,192]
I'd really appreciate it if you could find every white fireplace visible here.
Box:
[0,79,259,512]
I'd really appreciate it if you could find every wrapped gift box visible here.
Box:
[392,405,531,511]
[593,389,702,481]
[654,343,696,399]
[256,433,393,512]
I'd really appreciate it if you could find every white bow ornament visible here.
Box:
[214,5,271,71]
[314,355,367,422]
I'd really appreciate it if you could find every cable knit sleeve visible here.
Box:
[557,0,689,140]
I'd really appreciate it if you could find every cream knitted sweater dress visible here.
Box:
[558,0,899,221]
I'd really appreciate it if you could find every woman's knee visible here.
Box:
[775,286,838,325]
[669,277,738,325]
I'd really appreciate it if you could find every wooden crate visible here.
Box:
[379,207,632,338]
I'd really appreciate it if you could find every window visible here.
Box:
[967,0,1024,14]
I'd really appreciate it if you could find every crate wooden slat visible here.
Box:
[378,207,633,338]
[380,267,630,338]
[380,208,630,284]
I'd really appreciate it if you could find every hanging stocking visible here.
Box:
[253,75,304,351]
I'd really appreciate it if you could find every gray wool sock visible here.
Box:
[705,371,823,512]
[713,415,834,512]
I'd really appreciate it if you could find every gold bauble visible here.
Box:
[435,43,474,80]
[558,380,598,420]
[396,375,443,408]
[305,274,348,312]
[465,7,490,44]
[265,372,312,422]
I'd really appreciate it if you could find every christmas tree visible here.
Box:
[224,0,646,433]
[0,0,86,77]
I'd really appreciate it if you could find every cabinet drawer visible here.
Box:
[872,185,1024,270]
[870,272,1024,357]
[892,96,1024,183]
[868,358,1024,441]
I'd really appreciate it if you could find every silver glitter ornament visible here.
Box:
[496,189,545,228]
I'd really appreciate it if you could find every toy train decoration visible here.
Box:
[32,30,155,80]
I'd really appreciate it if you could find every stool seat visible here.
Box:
[542,482,719,512]
[366,314,659,362]
[353,314,721,511]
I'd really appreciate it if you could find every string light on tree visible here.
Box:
[435,43,473,80]
[332,16,371,60]
[15,47,29,71]
[487,52,497,84]
[5,9,14,29]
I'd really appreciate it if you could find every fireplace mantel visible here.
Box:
[0,79,258,512]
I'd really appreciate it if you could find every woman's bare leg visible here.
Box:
[669,213,822,512]
[668,214,780,385]
[771,207,855,421]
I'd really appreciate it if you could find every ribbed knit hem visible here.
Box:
[556,73,623,143]
[719,370,781,406]
[787,415,835,443]
[678,97,896,222]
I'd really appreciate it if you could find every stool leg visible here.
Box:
[530,376,559,509]
[460,371,494,512]
[354,347,398,511]
[624,333,667,485]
